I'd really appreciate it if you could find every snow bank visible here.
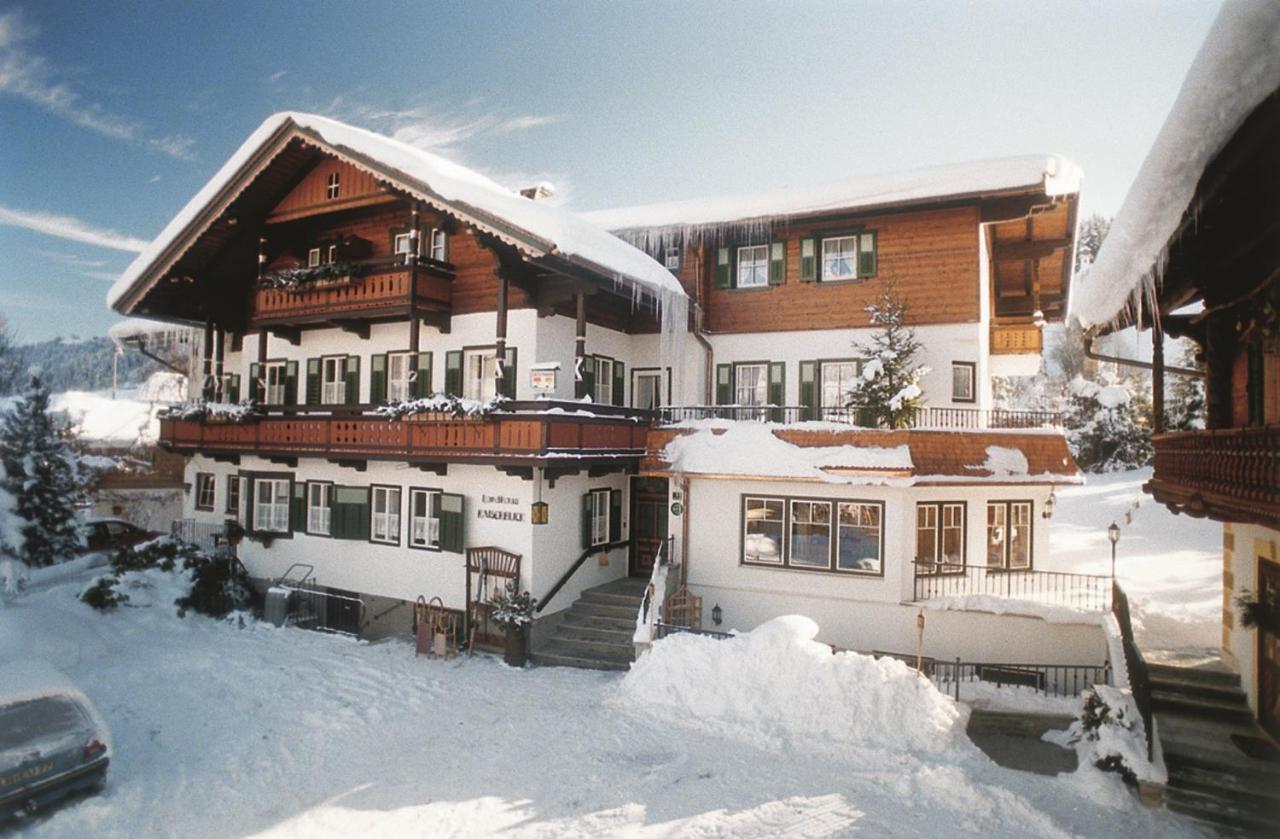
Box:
[1073,1,1280,327]
[662,422,912,482]
[921,595,1105,626]
[621,615,966,756]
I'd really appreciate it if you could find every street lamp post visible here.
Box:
[1108,521,1121,581]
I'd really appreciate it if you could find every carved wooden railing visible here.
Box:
[1149,423,1280,530]
[991,323,1044,354]
[250,257,452,325]
[659,405,1063,429]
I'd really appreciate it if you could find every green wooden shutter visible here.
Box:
[612,360,625,406]
[581,493,593,548]
[500,347,517,399]
[332,486,370,540]
[224,475,237,515]
[609,489,622,543]
[858,232,877,278]
[370,354,387,403]
[244,477,256,531]
[714,247,731,288]
[444,350,462,397]
[285,361,298,404]
[228,374,241,404]
[799,361,817,421]
[768,362,786,421]
[582,355,596,401]
[800,237,817,282]
[248,363,260,402]
[344,356,360,405]
[412,352,433,399]
[305,359,321,405]
[289,481,305,533]
[768,241,786,285]
[715,364,732,405]
[437,492,464,553]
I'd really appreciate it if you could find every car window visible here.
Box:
[0,696,91,752]
[106,522,128,537]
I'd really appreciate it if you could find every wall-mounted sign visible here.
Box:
[530,362,559,393]
[477,493,524,523]
[670,501,684,517]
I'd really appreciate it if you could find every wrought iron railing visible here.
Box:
[926,658,1110,700]
[911,562,1112,611]
[653,622,734,640]
[658,404,1062,429]
[171,518,230,552]
[1111,581,1154,760]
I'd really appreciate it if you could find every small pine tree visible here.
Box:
[1074,214,1112,272]
[1063,376,1153,472]
[845,281,930,429]
[0,372,83,566]
[1166,340,1206,431]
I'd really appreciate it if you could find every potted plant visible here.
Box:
[223,519,245,548]
[491,580,537,667]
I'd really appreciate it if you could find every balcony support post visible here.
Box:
[256,330,268,403]
[409,202,420,355]
[1152,318,1165,433]
[495,275,509,388]
[213,324,225,402]
[201,319,215,401]
[574,293,587,399]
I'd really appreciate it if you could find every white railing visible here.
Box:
[633,537,676,652]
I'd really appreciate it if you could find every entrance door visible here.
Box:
[1259,558,1280,740]
[630,477,669,576]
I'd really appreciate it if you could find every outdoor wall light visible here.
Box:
[531,501,548,525]
[1108,521,1121,581]
[712,604,723,626]
[1042,488,1056,519]
[1032,309,1047,329]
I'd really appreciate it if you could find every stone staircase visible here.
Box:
[531,577,648,671]
[1149,662,1280,836]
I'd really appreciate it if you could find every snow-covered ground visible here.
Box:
[1045,467,1221,657]
[3,565,1203,838]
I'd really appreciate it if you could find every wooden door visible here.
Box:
[1259,558,1280,740]
[630,478,669,576]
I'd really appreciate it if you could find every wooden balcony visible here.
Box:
[991,323,1043,355]
[247,257,452,329]
[159,401,652,472]
[1148,424,1280,530]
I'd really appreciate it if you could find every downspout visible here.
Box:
[680,475,691,586]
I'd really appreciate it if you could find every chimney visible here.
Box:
[519,182,556,202]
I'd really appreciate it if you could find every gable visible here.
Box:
[268,158,390,222]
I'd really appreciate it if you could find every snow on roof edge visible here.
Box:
[1072,1,1280,329]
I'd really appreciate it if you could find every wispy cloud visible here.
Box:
[147,174,162,184]
[0,7,195,159]
[0,203,147,252]
[267,69,287,83]
[34,250,108,268]
[326,98,561,157]
[79,269,120,282]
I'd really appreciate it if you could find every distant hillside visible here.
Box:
[2,336,166,395]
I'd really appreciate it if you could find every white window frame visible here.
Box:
[326,244,338,264]
[632,370,664,410]
[821,235,858,281]
[742,496,784,565]
[321,356,347,404]
[393,232,417,257]
[664,245,681,270]
[593,356,614,405]
[589,488,610,547]
[987,501,1032,570]
[736,245,769,288]
[388,352,414,403]
[225,474,241,517]
[429,228,447,262]
[307,482,332,536]
[820,360,859,417]
[262,361,288,405]
[734,363,768,406]
[836,501,883,575]
[952,362,976,403]
[326,172,340,199]
[787,499,832,569]
[253,478,291,534]
[409,488,441,550]
[370,486,401,545]
[194,473,216,511]
[307,248,321,268]
[463,348,498,402]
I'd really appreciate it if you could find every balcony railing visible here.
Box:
[1149,423,1280,530]
[991,323,1044,355]
[911,562,1112,611]
[249,256,452,327]
[657,405,1063,429]
[159,401,652,464]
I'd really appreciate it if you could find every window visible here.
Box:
[588,488,610,546]
[393,231,417,257]
[326,244,338,264]
[307,482,332,536]
[822,236,857,280]
[987,501,1032,570]
[743,497,783,564]
[917,502,965,573]
[736,245,769,288]
[633,370,664,410]
[307,248,321,268]
[429,228,448,262]
[820,361,859,418]
[194,473,216,511]
[735,363,768,406]
[409,489,441,550]
[594,356,614,405]
[253,478,290,533]
[370,486,401,544]
[225,475,241,516]
[664,245,681,270]
[837,502,882,573]
[952,362,976,403]
[463,348,498,402]
[263,361,288,405]
[788,500,831,568]
[387,352,413,403]
[321,356,347,404]
[326,172,340,199]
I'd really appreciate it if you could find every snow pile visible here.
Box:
[662,422,913,482]
[1066,684,1165,785]
[1070,376,1131,409]
[52,391,163,447]
[1073,1,1280,327]
[621,616,966,756]
[973,445,1029,478]
[922,595,1104,625]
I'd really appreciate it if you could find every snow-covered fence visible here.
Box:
[658,405,1062,429]
[171,518,230,553]
[927,659,1111,700]
[912,562,1112,611]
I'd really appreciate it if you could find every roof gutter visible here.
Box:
[1082,336,1205,379]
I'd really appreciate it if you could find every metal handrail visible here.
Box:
[534,539,630,614]
[911,561,1112,611]
[1111,581,1154,760]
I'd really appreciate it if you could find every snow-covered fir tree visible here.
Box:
[845,282,930,429]
[1074,214,1112,272]
[1166,339,1206,431]
[1063,375,1153,472]
[0,371,83,566]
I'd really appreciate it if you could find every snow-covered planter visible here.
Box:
[1064,684,1162,786]
[162,401,263,424]
[490,581,537,667]
[258,262,360,292]
[375,395,507,422]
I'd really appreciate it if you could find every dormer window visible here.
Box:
[307,248,321,268]
[326,172,340,200]
[664,245,681,270]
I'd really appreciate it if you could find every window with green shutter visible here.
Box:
[284,360,298,404]
[248,362,260,402]
[582,355,596,401]
[715,247,731,288]
[609,489,622,543]
[444,350,462,397]
[768,241,786,285]
[305,359,321,405]
[612,360,625,406]
[858,232,878,278]
[331,486,371,541]
[799,361,817,421]
[768,362,786,421]
[499,347,517,399]
[411,352,433,399]
[289,481,306,533]
[715,364,732,405]
[799,237,817,282]
[344,356,360,405]
[226,374,241,403]
[437,492,465,553]
[370,354,388,403]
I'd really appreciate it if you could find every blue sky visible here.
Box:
[0,0,1220,343]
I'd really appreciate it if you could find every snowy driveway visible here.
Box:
[3,569,1202,838]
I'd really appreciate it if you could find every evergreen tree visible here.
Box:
[1166,340,1206,431]
[1074,214,1112,272]
[1063,375,1153,472]
[0,372,83,566]
[845,282,930,429]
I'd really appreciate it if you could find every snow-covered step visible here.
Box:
[533,577,647,671]
[564,600,638,620]
[1151,689,1255,724]
[555,622,635,645]
[560,612,636,632]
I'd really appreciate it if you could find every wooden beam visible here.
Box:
[267,456,298,468]
[415,462,447,476]
[497,465,534,480]
[419,310,451,334]
[268,326,301,346]
[329,459,368,472]
[992,237,1072,262]
[330,320,371,339]
[211,454,241,465]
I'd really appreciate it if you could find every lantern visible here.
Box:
[531,501,549,525]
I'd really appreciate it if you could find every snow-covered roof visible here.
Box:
[107,112,686,311]
[1072,1,1280,328]
[583,154,1082,232]
[108,317,199,348]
